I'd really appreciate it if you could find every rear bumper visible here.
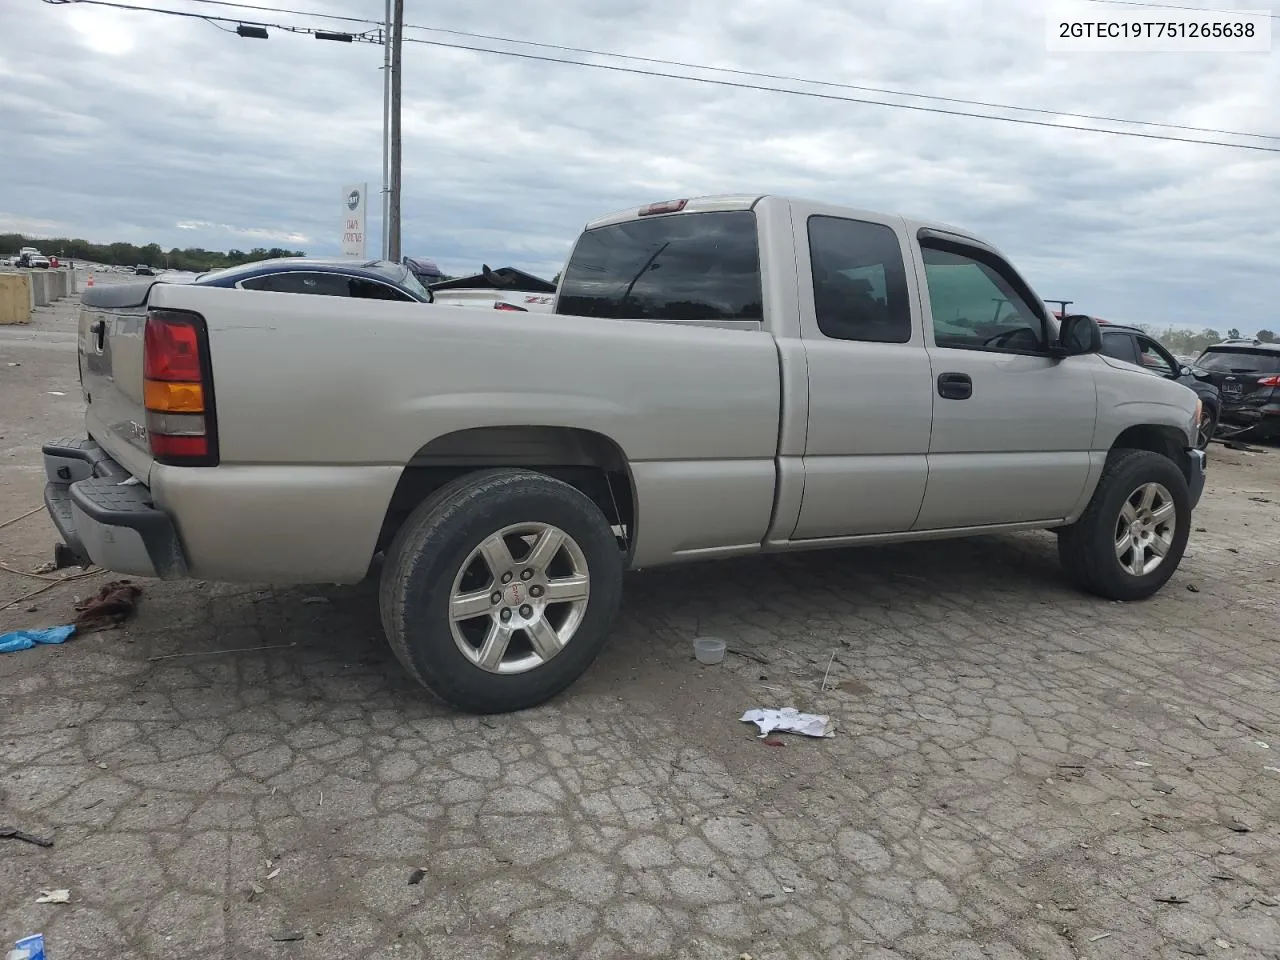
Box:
[1219,403,1280,439]
[1185,446,1206,510]
[42,438,189,580]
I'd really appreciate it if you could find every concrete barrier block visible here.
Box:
[0,273,32,324]
[66,268,78,295]
[30,269,52,307]
[49,269,67,300]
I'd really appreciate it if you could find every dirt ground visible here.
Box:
[1,286,1278,960]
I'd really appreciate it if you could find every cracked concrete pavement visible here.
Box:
[2,287,1278,959]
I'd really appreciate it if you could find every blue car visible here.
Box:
[193,257,433,303]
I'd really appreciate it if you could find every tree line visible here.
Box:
[1138,324,1275,357]
[1,234,305,272]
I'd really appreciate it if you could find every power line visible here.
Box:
[400,35,1280,153]
[47,0,1280,152]
[42,0,381,40]
[174,0,1280,141]
[1078,0,1280,19]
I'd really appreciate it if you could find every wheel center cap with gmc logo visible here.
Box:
[505,583,524,606]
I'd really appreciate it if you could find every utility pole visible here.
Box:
[380,0,391,259]
[387,0,404,262]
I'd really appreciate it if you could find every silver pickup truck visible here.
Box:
[44,195,1205,712]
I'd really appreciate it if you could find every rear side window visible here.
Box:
[351,278,413,301]
[241,272,352,297]
[1101,332,1137,364]
[807,216,911,343]
[1196,348,1280,374]
[557,211,762,321]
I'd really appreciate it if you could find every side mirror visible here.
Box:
[1179,365,1193,377]
[1056,314,1101,356]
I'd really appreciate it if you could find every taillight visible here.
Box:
[1257,375,1280,387]
[143,309,218,465]
[494,302,528,311]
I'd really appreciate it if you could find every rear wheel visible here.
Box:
[1057,449,1191,601]
[379,469,623,713]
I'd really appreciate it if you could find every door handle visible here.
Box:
[937,372,972,400]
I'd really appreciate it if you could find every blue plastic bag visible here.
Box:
[0,626,75,655]
[7,934,46,960]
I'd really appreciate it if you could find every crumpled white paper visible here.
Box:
[741,707,834,738]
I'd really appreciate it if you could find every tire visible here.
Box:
[1196,404,1219,451]
[379,469,624,713]
[1057,449,1191,601]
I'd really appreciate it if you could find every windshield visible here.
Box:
[383,263,430,300]
[1195,348,1280,374]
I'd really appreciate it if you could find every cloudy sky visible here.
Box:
[1,0,1276,332]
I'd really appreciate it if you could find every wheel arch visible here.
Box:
[1110,423,1195,487]
[377,425,636,561]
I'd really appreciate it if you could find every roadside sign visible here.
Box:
[341,183,367,259]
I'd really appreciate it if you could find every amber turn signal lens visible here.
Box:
[144,379,204,413]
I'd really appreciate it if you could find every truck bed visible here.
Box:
[79,282,785,581]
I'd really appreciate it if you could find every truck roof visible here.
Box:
[584,194,986,246]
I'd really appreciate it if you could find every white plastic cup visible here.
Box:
[693,636,726,665]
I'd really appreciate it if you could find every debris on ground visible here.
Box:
[1154,895,1189,904]
[408,868,426,885]
[1187,584,1200,593]
[0,626,75,655]
[270,931,304,942]
[147,642,296,663]
[693,636,726,664]
[30,560,56,575]
[6,934,45,960]
[1225,818,1253,833]
[741,707,835,738]
[73,580,142,633]
[34,890,70,904]
[301,596,329,605]
[836,678,873,695]
[0,827,54,848]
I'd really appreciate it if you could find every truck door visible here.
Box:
[788,205,933,539]
[910,232,1096,530]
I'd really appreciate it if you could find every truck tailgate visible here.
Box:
[79,280,162,481]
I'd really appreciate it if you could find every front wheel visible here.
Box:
[1057,449,1191,601]
[1195,404,1219,451]
[379,469,624,713]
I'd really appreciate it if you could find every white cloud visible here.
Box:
[0,0,1275,331]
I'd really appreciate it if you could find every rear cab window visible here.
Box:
[556,210,762,321]
[807,216,912,343]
